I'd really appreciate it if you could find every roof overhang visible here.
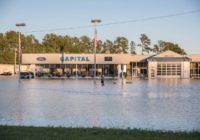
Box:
[147,57,192,62]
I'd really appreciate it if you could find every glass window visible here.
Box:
[45,64,49,68]
[104,57,112,61]
[190,62,200,78]
[49,64,56,68]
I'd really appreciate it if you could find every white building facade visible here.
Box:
[147,51,191,79]
[20,50,200,79]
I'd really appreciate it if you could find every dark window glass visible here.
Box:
[104,57,112,61]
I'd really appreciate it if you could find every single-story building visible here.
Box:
[21,50,200,79]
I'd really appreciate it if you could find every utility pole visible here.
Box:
[91,19,101,82]
[16,23,26,79]
[60,45,65,75]
[14,48,17,75]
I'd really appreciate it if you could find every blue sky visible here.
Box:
[0,0,200,53]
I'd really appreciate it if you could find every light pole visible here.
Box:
[16,23,26,77]
[14,48,17,75]
[91,19,101,81]
[60,45,65,75]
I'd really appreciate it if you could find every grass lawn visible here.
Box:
[0,125,199,140]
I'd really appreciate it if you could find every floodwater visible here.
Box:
[0,76,200,131]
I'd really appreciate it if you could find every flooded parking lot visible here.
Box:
[0,77,199,131]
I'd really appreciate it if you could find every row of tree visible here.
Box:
[0,31,186,64]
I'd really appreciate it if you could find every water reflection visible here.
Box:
[0,77,200,131]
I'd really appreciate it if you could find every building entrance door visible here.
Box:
[150,68,155,78]
[132,68,140,77]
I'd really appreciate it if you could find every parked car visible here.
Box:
[48,72,62,78]
[63,72,71,78]
[20,72,34,79]
[0,72,12,76]
[35,72,43,77]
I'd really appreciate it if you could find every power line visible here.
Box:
[24,25,92,33]
[24,9,200,34]
[99,9,200,27]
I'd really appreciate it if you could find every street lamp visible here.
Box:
[16,23,26,78]
[91,19,101,81]
[14,48,17,75]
